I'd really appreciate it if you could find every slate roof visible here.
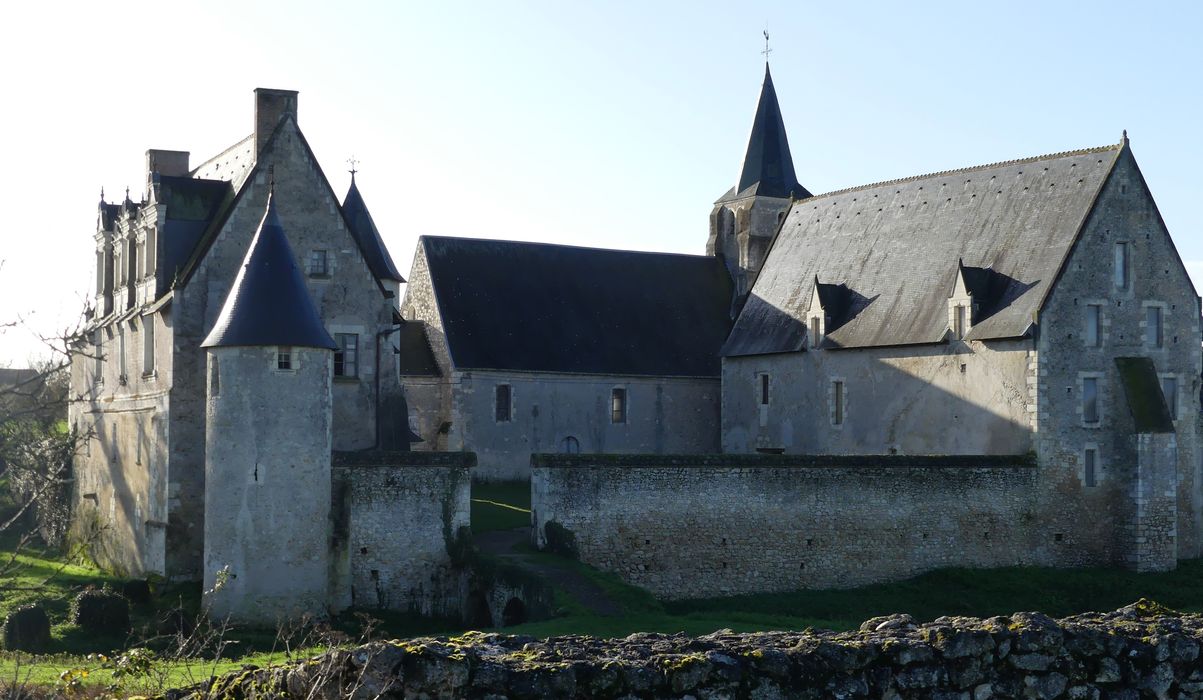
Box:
[191,134,255,188]
[717,64,812,203]
[157,176,232,282]
[201,192,337,350]
[1114,357,1175,433]
[420,236,734,376]
[723,143,1124,356]
[342,176,405,283]
[398,321,441,376]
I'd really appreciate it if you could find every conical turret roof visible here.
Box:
[201,192,337,350]
[342,175,404,283]
[721,64,811,202]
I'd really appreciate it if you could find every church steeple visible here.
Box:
[707,62,811,305]
[733,64,811,200]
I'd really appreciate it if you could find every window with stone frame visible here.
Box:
[495,384,512,423]
[334,333,359,377]
[1084,447,1098,488]
[142,316,155,375]
[307,249,329,277]
[611,388,628,424]
[953,305,967,340]
[759,374,770,406]
[1082,376,1100,425]
[1146,305,1164,348]
[1085,304,1102,347]
[1114,242,1129,290]
[277,346,293,370]
[832,380,845,426]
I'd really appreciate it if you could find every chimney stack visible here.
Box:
[254,88,299,155]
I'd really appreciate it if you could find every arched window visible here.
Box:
[560,436,580,454]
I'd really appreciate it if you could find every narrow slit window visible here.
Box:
[495,384,511,422]
[1084,448,1097,487]
[832,381,845,425]
[210,357,220,397]
[1082,377,1099,424]
[611,388,627,424]
[953,305,967,339]
[810,316,822,348]
[759,374,770,406]
[1114,242,1129,289]
[142,316,155,374]
[1162,376,1178,420]
[1146,306,1163,348]
[1086,304,1102,347]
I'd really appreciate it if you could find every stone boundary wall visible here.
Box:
[330,451,475,617]
[531,454,1038,599]
[174,602,1203,699]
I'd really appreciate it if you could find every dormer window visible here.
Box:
[809,315,823,348]
[953,304,967,339]
[949,260,985,341]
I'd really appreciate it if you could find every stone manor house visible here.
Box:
[69,67,1201,618]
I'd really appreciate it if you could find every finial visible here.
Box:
[347,155,359,182]
[762,30,772,62]
[1122,129,1129,145]
[124,186,130,202]
[99,187,105,203]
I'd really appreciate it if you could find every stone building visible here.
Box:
[69,89,412,580]
[399,237,733,480]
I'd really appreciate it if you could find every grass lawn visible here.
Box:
[470,479,531,533]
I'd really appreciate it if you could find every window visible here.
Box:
[277,346,292,370]
[118,326,127,382]
[93,330,103,383]
[759,374,770,406]
[1114,242,1129,290]
[611,388,627,424]
[832,381,845,426]
[1084,448,1098,488]
[1162,376,1178,420]
[210,357,220,397]
[810,316,821,348]
[953,305,967,339]
[560,436,580,454]
[1146,305,1163,348]
[495,384,511,423]
[95,252,104,295]
[334,333,359,377]
[1085,304,1102,347]
[142,316,155,375]
[1082,377,1099,424]
[307,250,329,277]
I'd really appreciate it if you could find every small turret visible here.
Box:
[200,191,337,624]
[341,171,405,305]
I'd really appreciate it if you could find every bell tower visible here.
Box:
[707,63,811,301]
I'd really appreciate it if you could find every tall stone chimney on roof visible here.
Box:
[254,88,298,155]
[146,150,190,178]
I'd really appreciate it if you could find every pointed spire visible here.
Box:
[731,64,811,201]
[201,192,337,349]
[342,174,405,283]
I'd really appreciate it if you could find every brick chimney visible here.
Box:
[254,88,299,155]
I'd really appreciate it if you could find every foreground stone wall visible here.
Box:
[330,451,474,618]
[175,602,1203,699]
[531,455,1038,599]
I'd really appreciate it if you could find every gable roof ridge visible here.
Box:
[190,134,254,178]
[810,142,1122,200]
[418,234,716,262]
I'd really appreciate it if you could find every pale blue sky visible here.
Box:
[0,1,1199,364]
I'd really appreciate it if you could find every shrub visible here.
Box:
[121,579,152,605]
[71,589,130,633]
[4,605,50,652]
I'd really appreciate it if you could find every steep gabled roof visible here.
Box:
[723,143,1123,356]
[201,192,337,350]
[420,237,734,377]
[717,64,812,203]
[342,175,404,283]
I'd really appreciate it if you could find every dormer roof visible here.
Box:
[201,192,337,350]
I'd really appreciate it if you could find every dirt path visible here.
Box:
[474,527,623,617]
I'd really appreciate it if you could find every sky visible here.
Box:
[0,1,1200,366]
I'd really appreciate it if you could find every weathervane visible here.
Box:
[762,30,772,61]
[347,156,359,177]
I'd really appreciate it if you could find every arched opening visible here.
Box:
[560,436,580,454]
[465,591,493,629]
[502,597,527,627]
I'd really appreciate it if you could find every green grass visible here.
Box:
[470,479,531,533]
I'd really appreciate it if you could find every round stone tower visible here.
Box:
[200,190,338,624]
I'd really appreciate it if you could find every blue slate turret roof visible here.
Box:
[342,175,405,283]
[717,64,812,203]
[201,192,337,350]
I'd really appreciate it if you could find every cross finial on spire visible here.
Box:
[347,155,359,180]
[762,30,772,62]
